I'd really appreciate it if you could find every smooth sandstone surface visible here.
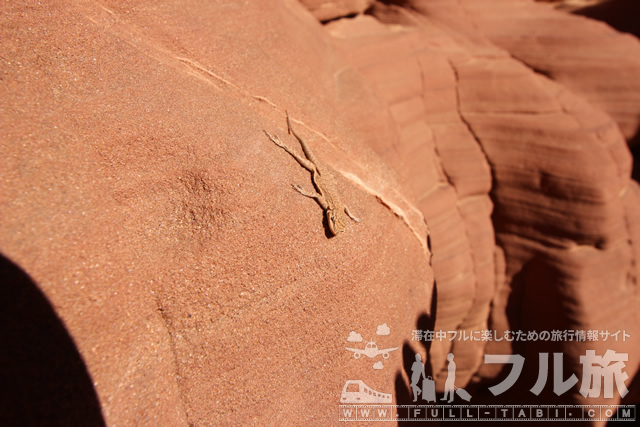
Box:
[1,1,432,424]
[1,0,638,424]
[300,0,376,22]
[328,2,639,411]
[410,0,640,147]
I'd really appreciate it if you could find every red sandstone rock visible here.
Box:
[299,0,375,22]
[334,0,640,413]
[407,0,640,147]
[326,12,498,390]
[1,1,431,424]
[535,0,609,12]
[1,0,638,425]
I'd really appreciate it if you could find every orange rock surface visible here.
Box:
[1,0,638,424]
[413,0,640,147]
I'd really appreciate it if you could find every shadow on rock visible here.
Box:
[573,0,640,39]
[0,254,105,426]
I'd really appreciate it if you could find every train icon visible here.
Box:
[340,380,393,404]
[345,341,399,359]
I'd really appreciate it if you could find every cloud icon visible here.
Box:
[347,331,363,342]
[373,361,384,370]
[376,323,391,336]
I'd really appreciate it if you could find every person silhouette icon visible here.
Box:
[441,353,456,403]
[410,353,426,402]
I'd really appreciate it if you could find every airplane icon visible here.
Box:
[345,341,399,359]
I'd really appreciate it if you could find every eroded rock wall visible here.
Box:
[1,0,638,424]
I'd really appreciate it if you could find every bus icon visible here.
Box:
[340,380,392,404]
